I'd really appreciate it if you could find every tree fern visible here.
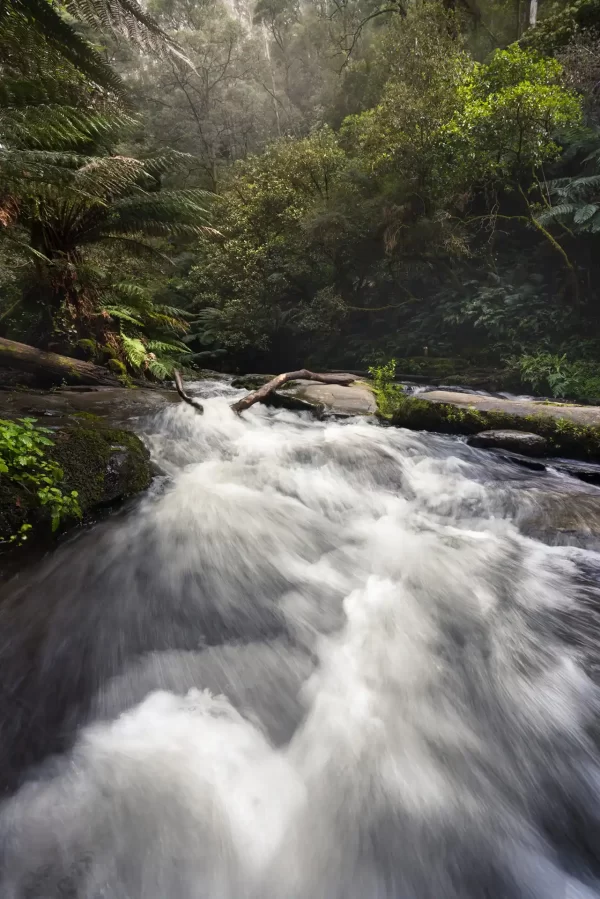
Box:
[2,0,190,100]
[541,130,600,234]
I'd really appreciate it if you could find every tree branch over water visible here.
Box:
[230,370,355,414]
[174,369,204,413]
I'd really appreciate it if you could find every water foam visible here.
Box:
[1,380,600,897]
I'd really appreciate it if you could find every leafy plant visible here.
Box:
[539,129,600,233]
[0,417,81,543]
[368,358,404,416]
[516,353,600,401]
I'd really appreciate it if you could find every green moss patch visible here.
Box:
[49,426,151,511]
[389,396,600,461]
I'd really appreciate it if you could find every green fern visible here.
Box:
[121,335,147,369]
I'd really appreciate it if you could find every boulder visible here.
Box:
[265,391,325,416]
[0,424,151,545]
[467,429,547,457]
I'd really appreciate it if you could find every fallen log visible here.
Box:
[0,337,121,387]
[174,369,204,413]
[231,369,355,414]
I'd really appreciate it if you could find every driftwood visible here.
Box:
[0,337,122,387]
[230,369,355,414]
[174,369,204,413]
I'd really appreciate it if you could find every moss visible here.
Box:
[48,426,151,511]
[107,358,127,375]
[72,411,102,422]
[100,344,118,360]
[388,395,600,461]
[0,424,151,546]
[76,338,98,360]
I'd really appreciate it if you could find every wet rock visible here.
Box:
[265,391,325,416]
[0,425,151,546]
[388,395,600,461]
[486,448,547,472]
[467,430,547,457]
[547,457,600,486]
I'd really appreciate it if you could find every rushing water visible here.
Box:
[2,380,600,898]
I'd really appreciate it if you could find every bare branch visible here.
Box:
[174,369,204,413]
[231,369,355,414]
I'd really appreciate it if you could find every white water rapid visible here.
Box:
[1,379,600,898]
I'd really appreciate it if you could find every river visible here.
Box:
[1,378,600,898]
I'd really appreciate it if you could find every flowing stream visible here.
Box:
[2,379,600,898]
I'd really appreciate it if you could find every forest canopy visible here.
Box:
[2,0,600,384]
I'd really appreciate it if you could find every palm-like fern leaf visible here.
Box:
[64,0,188,60]
[2,0,127,98]
[3,0,190,100]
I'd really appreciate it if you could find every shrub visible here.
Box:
[516,353,600,401]
[369,359,404,416]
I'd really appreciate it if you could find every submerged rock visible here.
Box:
[467,429,547,456]
[547,457,600,486]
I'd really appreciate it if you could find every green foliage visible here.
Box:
[539,129,600,232]
[444,46,581,179]
[368,358,404,416]
[521,0,600,54]
[0,417,80,542]
[517,353,600,400]
[185,128,349,357]
[1,0,600,377]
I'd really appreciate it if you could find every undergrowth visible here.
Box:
[515,353,600,402]
[0,418,80,544]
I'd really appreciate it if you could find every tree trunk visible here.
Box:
[0,338,122,387]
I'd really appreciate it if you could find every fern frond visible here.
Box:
[574,203,599,224]
[64,0,191,62]
[4,0,127,97]
[538,203,577,224]
[146,339,190,354]
[121,334,147,369]
[102,305,144,326]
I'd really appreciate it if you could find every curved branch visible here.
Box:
[173,369,204,413]
[231,370,355,414]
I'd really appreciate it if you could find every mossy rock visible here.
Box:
[389,396,600,461]
[100,344,118,360]
[75,338,98,361]
[0,424,151,545]
[107,358,127,375]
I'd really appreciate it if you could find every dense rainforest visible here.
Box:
[2,0,600,398]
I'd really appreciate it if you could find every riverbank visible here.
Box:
[289,378,600,462]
